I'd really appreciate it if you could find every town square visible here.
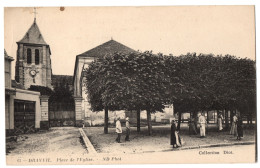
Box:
[3,6,256,165]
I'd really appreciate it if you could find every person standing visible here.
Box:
[198,112,206,138]
[170,119,182,148]
[218,112,224,131]
[230,113,238,136]
[125,117,130,141]
[188,117,197,135]
[115,117,122,143]
[237,116,243,140]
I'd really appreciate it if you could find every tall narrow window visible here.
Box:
[35,49,39,65]
[27,48,32,64]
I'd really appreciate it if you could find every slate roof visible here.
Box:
[17,20,48,45]
[52,75,73,86]
[77,39,136,58]
[73,40,137,85]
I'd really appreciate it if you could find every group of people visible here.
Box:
[230,113,244,140]
[217,112,243,140]
[171,113,214,148]
[115,117,130,143]
[188,112,243,139]
[170,119,182,148]
[115,111,244,148]
[187,113,207,138]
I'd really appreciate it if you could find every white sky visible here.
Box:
[4,6,255,77]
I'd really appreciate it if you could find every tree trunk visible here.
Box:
[213,110,215,123]
[104,106,109,134]
[177,111,181,131]
[137,109,141,132]
[230,110,234,123]
[146,109,152,135]
[193,111,198,130]
[225,109,229,130]
[207,111,209,124]
[173,103,177,118]
[249,113,253,125]
[216,110,219,128]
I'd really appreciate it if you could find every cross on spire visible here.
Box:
[33,7,38,23]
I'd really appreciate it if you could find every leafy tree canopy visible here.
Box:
[28,85,53,96]
[84,51,256,115]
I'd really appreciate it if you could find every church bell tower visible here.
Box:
[15,9,52,89]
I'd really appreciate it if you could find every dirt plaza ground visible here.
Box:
[84,123,256,154]
[6,124,255,157]
[6,127,88,157]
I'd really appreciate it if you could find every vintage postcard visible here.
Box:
[4,6,256,165]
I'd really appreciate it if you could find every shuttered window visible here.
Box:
[27,48,32,64]
[35,49,39,65]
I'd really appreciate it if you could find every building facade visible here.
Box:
[5,49,16,133]
[6,18,53,134]
[15,19,52,89]
[5,49,47,135]
[73,40,136,126]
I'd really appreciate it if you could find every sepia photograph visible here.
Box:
[3,5,257,165]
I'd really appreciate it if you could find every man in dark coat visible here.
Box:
[171,119,182,148]
[237,116,243,140]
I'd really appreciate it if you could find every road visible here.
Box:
[6,127,88,165]
[6,126,256,165]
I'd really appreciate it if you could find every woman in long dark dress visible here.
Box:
[237,116,243,140]
[171,119,182,148]
[188,118,197,135]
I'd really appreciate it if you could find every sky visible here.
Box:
[4,6,255,78]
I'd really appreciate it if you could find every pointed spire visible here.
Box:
[17,7,48,45]
[17,20,48,45]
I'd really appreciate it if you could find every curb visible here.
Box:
[145,141,255,153]
[79,128,97,154]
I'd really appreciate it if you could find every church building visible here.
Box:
[6,10,140,132]
[5,16,52,134]
[15,18,52,89]
[73,39,136,126]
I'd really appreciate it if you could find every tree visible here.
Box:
[85,51,168,135]
[84,59,109,133]
[164,53,256,131]
[85,51,256,134]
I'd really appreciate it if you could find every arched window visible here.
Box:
[27,48,31,64]
[35,49,39,65]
